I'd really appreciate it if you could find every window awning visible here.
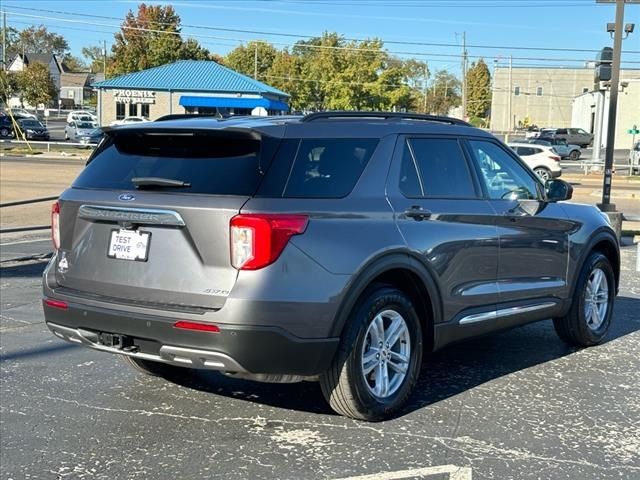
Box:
[179,95,288,111]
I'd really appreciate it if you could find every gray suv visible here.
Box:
[43,112,619,421]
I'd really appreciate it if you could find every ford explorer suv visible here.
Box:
[43,112,619,421]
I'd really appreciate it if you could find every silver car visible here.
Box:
[65,120,98,141]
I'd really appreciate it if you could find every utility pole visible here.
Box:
[598,0,628,212]
[506,55,513,142]
[2,11,6,71]
[254,43,258,80]
[461,32,467,120]
[102,40,107,77]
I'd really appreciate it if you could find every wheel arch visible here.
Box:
[329,251,442,352]
[572,230,620,297]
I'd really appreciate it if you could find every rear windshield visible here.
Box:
[73,130,272,195]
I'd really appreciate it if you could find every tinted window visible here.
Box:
[556,129,567,134]
[116,103,125,120]
[468,140,540,201]
[404,138,477,198]
[283,138,378,198]
[74,130,274,195]
[77,122,93,129]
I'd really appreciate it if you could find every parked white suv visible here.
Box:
[67,110,98,124]
[508,143,562,181]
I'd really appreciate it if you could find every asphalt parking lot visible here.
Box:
[0,243,638,480]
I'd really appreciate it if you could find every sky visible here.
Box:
[3,0,640,74]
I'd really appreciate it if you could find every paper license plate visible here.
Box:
[107,229,151,261]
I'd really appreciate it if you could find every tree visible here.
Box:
[15,62,57,107]
[17,25,69,56]
[425,70,461,116]
[82,45,108,73]
[466,58,491,119]
[62,54,86,72]
[0,26,20,59]
[225,41,278,80]
[0,70,18,106]
[110,4,210,75]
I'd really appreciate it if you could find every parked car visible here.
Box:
[76,128,104,146]
[508,143,562,181]
[540,128,593,148]
[67,110,98,124]
[9,108,38,120]
[524,125,541,139]
[531,138,581,160]
[43,112,619,421]
[65,120,99,141]
[629,140,640,175]
[17,119,49,140]
[110,116,149,126]
[0,114,15,138]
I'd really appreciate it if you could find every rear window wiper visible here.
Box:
[131,177,192,189]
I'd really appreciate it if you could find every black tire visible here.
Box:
[0,127,9,137]
[320,286,423,421]
[569,149,580,160]
[553,252,615,347]
[121,355,191,378]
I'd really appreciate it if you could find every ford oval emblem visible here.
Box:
[118,193,135,201]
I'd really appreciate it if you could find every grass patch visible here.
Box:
[622,230,640,237]
[3,147,43,155]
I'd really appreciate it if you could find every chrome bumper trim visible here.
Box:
[46,321,247,372]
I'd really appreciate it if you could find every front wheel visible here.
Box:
[320,286,423,421]
[569,150,580,160]
[553,252,615,347]
[534,167,551,181]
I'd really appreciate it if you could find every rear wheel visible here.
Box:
[320,286,423,421]
[553,252,615,347]
[569,150,580,160]
[121,355,192,378]
[0,127,9,137]
[533,167,551,181]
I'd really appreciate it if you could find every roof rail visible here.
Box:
[154,113,220,122]
[301,111,472,126]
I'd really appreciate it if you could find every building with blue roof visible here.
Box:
[92,60,289,125]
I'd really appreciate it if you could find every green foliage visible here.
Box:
[466,58,491,119]
[62,54,86,72]
[18,25,69,56]
[0,70,17,105]
[15,62,57,107]
[110,4,211,75]
[425,70,461,116]
[82,46,108,73]
[225,33,430,113]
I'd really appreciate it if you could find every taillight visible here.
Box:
[230,214,308,270]
[173,320,220,333]
[44,299,68,310]
[51,201,60,250]
[550,155,561,162]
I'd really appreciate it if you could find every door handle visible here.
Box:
[404,205,432,221]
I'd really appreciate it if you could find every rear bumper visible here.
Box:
[43,299,339,376]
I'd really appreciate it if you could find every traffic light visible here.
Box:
[595,47,613,83]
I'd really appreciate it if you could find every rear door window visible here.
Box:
[73,130,273,195]
[262,138,378,198]
[400,138,478,198]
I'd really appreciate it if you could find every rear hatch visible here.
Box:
[54,126,280,311]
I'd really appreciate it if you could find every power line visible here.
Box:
[5,10,640,69]
[5,4,639,55]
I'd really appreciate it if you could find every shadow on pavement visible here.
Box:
[0,342,80,363]
[164,296,640,419]
[0,260,48,279]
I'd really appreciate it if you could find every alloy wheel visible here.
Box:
[361,309,411,399]
[584,267,609,331]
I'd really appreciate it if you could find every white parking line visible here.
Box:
[332,465,472,480]
[0,238,50,246]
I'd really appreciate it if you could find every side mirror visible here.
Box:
[545,179,573,201]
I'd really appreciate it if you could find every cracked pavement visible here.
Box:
[1,245,639,480]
